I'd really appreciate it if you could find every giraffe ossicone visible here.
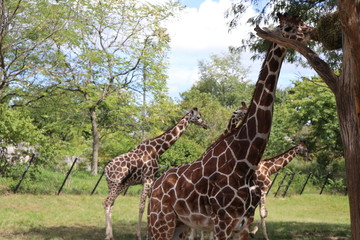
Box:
[148,13,315,240]
[103,107,208,240]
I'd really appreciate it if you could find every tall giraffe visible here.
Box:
[103,107,208,240]
[189,103,248,240]
[148,13,315,240]
[249,141,312,240]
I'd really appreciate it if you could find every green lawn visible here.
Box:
[0,193,351,240]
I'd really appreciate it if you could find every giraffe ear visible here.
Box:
[241,102,247,108]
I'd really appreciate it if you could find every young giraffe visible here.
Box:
[189,102,248,240]
[249,141,312,240]
[148,13,315,240]
[103,107,208,240]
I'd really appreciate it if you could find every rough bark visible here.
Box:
[337,1,360,238]
[89,107,99,175]
[255,2,360,237]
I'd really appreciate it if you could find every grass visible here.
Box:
[0,193,351,240]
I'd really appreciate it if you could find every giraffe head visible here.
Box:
[188,107,208,129]
[276,13,315,43]
[234,101,248,120]
[296,141,312,161]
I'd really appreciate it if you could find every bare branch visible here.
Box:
[254,25,338,93]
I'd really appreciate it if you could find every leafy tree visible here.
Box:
[0,0,67,105]
[228,1,360,236]
[44,0,181,174]
[266,78,342,173]
[0,106,55,176]
[191,49,253,108]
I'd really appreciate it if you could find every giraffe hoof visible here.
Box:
[250,233,255,238]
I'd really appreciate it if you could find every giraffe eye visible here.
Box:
[284,26,292,32]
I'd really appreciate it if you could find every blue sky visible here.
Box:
[178,0,205,8]
[164,0,316,99]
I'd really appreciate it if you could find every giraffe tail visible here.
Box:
[120,169,135,185]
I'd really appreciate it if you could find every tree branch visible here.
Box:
[254,25,338,93]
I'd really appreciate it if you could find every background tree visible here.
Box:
[44,0,181,174]
[190,49,253,108]
[227,0,360,237]
[0,0,67,105]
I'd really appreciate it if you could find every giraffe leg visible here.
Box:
[259,204,269,240]
[249,209,261,237]
[208,231,214,240]
[103,182,127,240]
[136,178,153,240]
[238,215,255,240]
[173,222,190,240]
[188,228,196,240]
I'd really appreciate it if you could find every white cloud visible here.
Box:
[165,0,257,97]
[164,0,316,98]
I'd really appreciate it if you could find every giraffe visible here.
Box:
[148,13,315,240]
[249,141,312,240]
[103,107,208,240]
[223,102,248,136]
[189,102,248,240]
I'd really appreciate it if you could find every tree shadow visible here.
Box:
[254,221,351,240]
[6,221,350,240]
[9,221,145,240]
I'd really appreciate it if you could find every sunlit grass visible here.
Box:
[0,193,351,240]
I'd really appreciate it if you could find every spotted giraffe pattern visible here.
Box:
[249,141,311,240]
[103,107,208,240]
[189,103,248,240]
[148,13,315,240]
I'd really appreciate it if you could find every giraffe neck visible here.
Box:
[262,145,299,175]
[233,42,287,167]
[147,114,191,156]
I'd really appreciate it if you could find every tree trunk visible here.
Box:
[89,106,99,175]
[337,1,360,238]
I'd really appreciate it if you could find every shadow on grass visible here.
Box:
[3,221,146,240]
[254,221,351,240]
[2,221,350,240]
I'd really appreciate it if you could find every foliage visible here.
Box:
[0,0,67,104]
[42,0,182,173]
[226,0,342,69]
[0,107,57,176]
[189,49,253,108]
[266,77,341,155]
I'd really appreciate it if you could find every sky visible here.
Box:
[163,0,316,98]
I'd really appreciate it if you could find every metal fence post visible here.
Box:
[91,169,105,195]
[13,153,36,193]
[274,173,288,197]
[300,172,313,195]
[282,172,296,197]
[57,157,78,195]
[320,172,332,195]
[266,172,279,195]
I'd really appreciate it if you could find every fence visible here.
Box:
[6,155,346,196]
